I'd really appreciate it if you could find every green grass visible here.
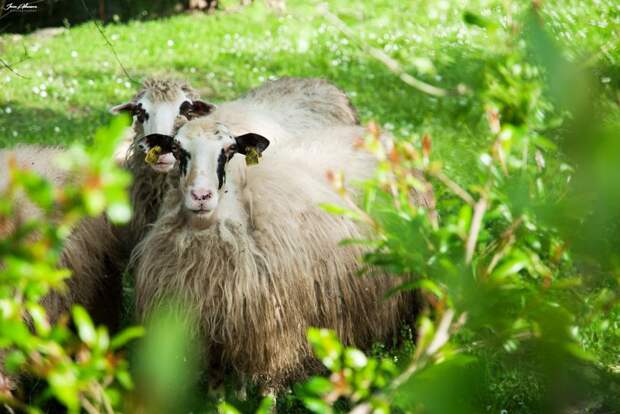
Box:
[1,0,618,412]
[2,0,615,183]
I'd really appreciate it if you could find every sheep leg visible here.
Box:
[260,388,277,413]
[235,376,248,401]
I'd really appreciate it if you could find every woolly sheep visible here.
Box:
[131,118,417,392]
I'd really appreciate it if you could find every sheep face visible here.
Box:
[110,91,215,173]
[171,122,270,227]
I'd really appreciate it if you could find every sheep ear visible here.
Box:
[179,100,216,119]
[234,133,270,155]
[109,102,135,114]
[192,100,216,116]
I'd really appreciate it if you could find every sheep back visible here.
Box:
[239,77,359,131]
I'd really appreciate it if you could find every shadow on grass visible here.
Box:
[0,101,110,148]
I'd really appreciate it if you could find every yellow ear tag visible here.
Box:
[145,146,162,165]
[245,147,260,166]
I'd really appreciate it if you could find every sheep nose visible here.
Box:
[191,189,213,201]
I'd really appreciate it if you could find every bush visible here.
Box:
[292,5,620,414]
[0,116,143,413]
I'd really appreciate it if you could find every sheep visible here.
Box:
[131,117,417,392]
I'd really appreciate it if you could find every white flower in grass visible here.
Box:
[480,153,492,166]
[297,38,309,53]
[54,126,61,133]
[71,51,78,58]
[5,107,12,114]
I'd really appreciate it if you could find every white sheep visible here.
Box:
[131,117,416,392]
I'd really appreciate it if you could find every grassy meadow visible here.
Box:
[1,1,614,182]
[1,0,619,412]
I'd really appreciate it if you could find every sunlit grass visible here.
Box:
[0,1,618,412]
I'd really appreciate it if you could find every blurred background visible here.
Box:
[1,0,619,413]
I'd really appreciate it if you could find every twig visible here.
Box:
[388,309,455,392]
[0,57,26,78]
[0,393,31,414]
[484,216,524,276]
[465,196,487,264]
[433,171,475,205]
[78,0,138,85]
[0,45,31,79]
[426,308,455,355]
[319,4,451,97]
[80,395,99,414]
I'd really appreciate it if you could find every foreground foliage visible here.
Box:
[0,117,144,413]
[294,4,620,414]
[0,0,618,413]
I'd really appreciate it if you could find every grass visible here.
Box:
[1,1,614,182]
[1,0,619,412]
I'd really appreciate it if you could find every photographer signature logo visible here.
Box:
[3,1,39,13]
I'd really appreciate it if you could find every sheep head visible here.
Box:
[142,119,270,227]
[110,79,216,173]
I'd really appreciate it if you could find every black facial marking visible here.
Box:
[217,149,227,189]
[144,133,176,153]
[142,133,190,174]
[216,146,236,189]
[178,149,190,176]
[179,101,192,118]
[133,103,148,123]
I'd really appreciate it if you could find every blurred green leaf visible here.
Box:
[72,305,96,347]
[110,325,146,350]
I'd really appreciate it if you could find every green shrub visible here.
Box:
[0,116,143,413]
[293,5,620,414]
